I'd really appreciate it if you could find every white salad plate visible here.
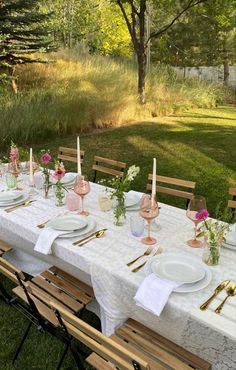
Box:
[0,191,23,203]
[47,215,87,231]
[0,193,29,207]
[145,253,206,284]
[58,218,96,238]
[125,193,141,208]
[145,253,212,293]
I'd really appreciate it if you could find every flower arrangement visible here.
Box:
[40,150,52,198]
[102,165,140,225]
[9,141,21,174]
[53,161,66,206]
[196,209,229,265]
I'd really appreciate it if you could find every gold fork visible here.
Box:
[126,246,153,267]
[132,247,162,273]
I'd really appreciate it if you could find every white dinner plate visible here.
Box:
[46,215,87,231]
[145,254,212,293]
[125,193,141,208]
[51,172,76,185]
[0,193,29,207]
[58,217,96,238]
[145,253,206,284]
[0,191,23,203]
[224,228,236,247]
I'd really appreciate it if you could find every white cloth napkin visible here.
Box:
[34,228,71,255]
[134,273,181,316]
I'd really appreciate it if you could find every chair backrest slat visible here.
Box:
[0,240,12,254]
[0,257,25,281]
[49,301,149,370]
[228,200,236,209]
[147,174,195,202]
[92,156,126,183]
[229,187,236,196]
[58,147,84,165]
[228,188,236,210]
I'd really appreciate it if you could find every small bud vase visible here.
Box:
[202,240,221,266]
[54,184,66,207]
[114,196,126,226]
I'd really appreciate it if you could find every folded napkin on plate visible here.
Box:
[34,228,71,255]
[134,273,181,316]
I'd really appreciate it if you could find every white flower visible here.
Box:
[126,165,140,181]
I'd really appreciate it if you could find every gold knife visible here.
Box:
[200,280,230,310]
[5,200,36,213]
[72,229,107,246]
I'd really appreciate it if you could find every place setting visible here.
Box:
[133,251,212,316]
[0,190,35,213]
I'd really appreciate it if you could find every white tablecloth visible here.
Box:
[0,180,236,370]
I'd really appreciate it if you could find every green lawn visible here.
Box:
[0,106,236,369]
[35,106,236,216]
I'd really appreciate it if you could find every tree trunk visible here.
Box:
[137,51,147,104]
[223,37,229,85]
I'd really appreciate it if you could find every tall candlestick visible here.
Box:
[151,158,156,205]
[29,148,34,185]
[77,136,81,175]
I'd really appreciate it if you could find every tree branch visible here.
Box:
[116,0,139,51]
[147,0,207,45]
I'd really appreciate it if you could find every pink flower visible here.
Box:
[10,147,19,161]
[53,162,65,181]
[41,152,51,165]
[196,209,209,221]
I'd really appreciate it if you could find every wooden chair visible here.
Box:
[92,156,126,183]
[147,174,196,206]
[49,303,211,370]
[0,240,12,257]
[228,187,236,209]
[12,266,95,368]
[58,146,85,167]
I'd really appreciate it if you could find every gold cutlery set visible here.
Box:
[127,246,162,273]
[72,229,107,247]
[5,200,36,213]
[200,280,236,314]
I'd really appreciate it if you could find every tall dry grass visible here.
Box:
[0,50,228,147]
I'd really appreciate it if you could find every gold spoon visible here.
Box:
[5,200,36,213]
[73,229,107,247]
[215,284,236,314]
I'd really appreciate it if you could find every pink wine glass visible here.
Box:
[186,195,207,248]
[139,194,159,245]
[74,175,90,216]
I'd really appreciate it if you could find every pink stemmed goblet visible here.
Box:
[74,175,90,216]
[139,194,159,245]
[186,195,207,248]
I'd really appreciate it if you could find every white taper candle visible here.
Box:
[77,136,82,175]
[29,148,34,185]
[151,158,156,205]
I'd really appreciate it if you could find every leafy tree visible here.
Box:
[0,0,54,91]
[114,0,207,103]
[151,0,236,84]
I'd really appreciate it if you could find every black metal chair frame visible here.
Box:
[0,272,86,369]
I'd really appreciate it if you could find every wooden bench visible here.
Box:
[48,302,211,370]
[0,240,12,257]
[92,156,126,182]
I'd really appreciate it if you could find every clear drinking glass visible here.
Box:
[139,194,159,245]
[186,195,207,248]
[130,215,144,237]
[74,175,90,216]
[5,172,17,189]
